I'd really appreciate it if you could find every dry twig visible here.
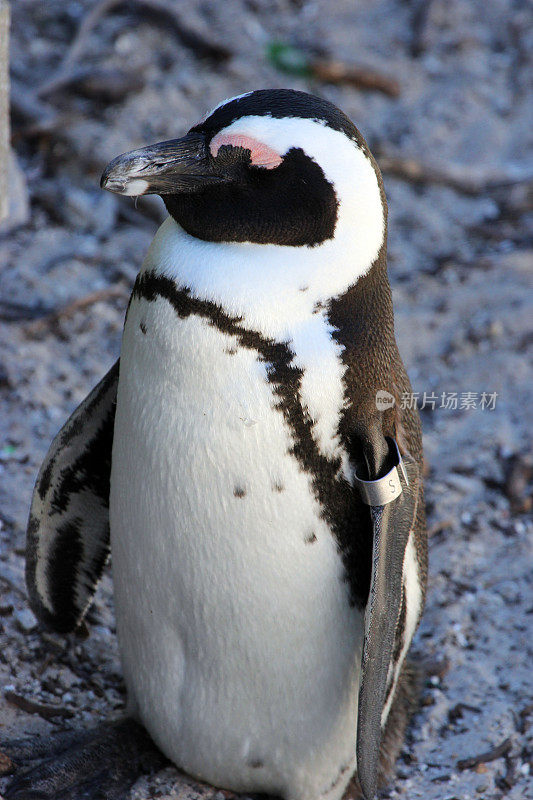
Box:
[24,286,129,335]
[10,77,66,138]
[0,299,54,323]
[35,65,143,103]
[38,0,229,99]
[268,43,400,97]
[379,154,533,197]
[457,737,513,771]
[312,61,400,97]
[4,690,74,721]
[447,702,481,723]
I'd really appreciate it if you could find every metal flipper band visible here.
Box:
[354,438,409,506]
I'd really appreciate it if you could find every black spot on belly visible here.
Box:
[304,531,317,544]
[272,481,285,493]
[249,758,264,769]
[233,486,246,498]
[225,347,237,355]
[139,321,147,335]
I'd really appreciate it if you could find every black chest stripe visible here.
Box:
[133,272,372,607]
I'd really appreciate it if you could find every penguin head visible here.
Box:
[101,89,386,255]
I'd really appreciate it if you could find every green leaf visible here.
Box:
[266,42,311,77]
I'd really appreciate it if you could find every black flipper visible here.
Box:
[26,360,119,633]
[355,444,420,800]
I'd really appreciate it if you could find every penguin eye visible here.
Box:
[209,133,283,170]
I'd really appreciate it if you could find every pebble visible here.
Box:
[14,608,37,633]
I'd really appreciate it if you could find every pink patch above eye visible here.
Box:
[209,133,283,169]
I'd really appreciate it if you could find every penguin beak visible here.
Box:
[100,132,227,196]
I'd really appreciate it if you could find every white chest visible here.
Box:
[110,290,364,800]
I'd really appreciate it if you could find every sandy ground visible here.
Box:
[1,1,532,798]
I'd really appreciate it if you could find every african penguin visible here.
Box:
[18,89,427,800]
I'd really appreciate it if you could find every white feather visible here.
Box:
[200,91,253,122]
[111,296,363,800]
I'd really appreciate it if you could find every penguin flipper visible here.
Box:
[355,448,420,800]
[25,360,119,633]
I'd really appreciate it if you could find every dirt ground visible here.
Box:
[1,1,532,798]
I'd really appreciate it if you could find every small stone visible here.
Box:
[41,676,59,694]
[488,319,503,338]
[0,750,15,776]
[14,608,37,633]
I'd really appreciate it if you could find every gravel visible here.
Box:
[1,1,532,799]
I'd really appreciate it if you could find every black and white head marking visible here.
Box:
[102,88,386,254]
[171,89,385,248]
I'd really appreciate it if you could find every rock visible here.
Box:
[14,608,37,633]
[0,150,30,234]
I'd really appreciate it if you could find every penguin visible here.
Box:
[8,89,427,800]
